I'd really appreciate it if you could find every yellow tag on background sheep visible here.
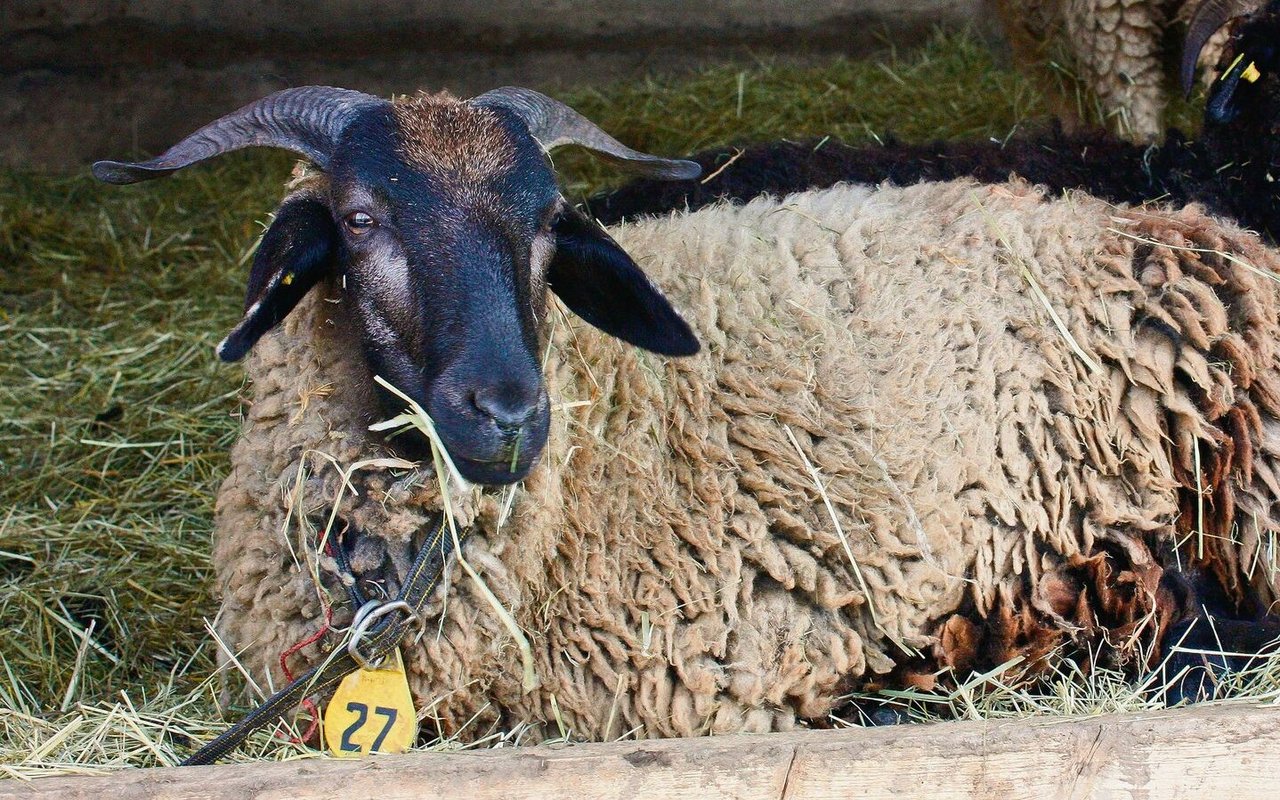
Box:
[323,649,416,757]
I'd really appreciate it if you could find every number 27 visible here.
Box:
[339,702,399,752]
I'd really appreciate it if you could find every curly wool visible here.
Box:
[996,0,1225,140]
[213,180,1280,742]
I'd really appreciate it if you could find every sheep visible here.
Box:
[588,0,1280,244]
[216,178,1280,744]
[993,0,1250,140]
[98,81,1280,746]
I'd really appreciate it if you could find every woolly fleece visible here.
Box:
[213,180,1280,742]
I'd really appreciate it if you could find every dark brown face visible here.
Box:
[94,86,701,486]
[322,98,559,483]
[219,97,698,485]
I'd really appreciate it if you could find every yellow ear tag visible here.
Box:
[324,649,416,757]
[282,272,295,286]
[1242,61,1262,83]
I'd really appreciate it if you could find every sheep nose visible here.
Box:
[471,384,538,433]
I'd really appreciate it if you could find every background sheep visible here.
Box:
[211,177,1280,744]
[590,0,1280,244]
[993,0,1247,140]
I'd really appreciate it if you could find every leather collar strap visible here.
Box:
[182,512,454,766]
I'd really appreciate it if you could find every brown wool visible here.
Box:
[390,92,517,181]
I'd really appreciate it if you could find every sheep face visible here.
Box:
[93,87,701,486]
[323,97,559,484]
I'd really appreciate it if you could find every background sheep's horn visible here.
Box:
[92,86,386,184]
[471,86,701,181]
[1181,0,1262,95]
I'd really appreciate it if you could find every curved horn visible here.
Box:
[471,87,701,181]
[92,86,386,184]
[1181,0,1262,95]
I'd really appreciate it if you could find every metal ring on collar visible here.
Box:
[346,598,415,669]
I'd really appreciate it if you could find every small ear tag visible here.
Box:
[324,649,416,757]
[1242,61,1262,83]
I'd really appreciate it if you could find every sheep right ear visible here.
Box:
[217,195,338,362]
[547,207,699,356]
[1206,53,1259,123]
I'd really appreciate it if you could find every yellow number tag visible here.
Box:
[323,649,416,757]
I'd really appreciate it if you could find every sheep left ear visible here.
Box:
[547,207,699,357]
[217,194,338,362]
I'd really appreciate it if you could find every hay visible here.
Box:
[839,641,1280,728]
[0,29,1270,775]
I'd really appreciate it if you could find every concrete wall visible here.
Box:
[2,0,989,170]
[5,1,980,41]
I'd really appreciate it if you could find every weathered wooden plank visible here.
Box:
[6,704,1278,800]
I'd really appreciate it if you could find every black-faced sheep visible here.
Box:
[590,0,1280,243]
[100,85,1280,750]
[994,0,1251,140]
[96,78,1280,758]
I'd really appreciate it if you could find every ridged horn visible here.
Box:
[471,86,701,181]
[1181,0,1264,95]
[92,86,387,184]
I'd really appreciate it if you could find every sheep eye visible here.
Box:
[539,203,562,232]
[344,211,376,234]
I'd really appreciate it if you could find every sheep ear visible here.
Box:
[548,208,699,356]
[1206,53,1263,123]
[217,195,338,362]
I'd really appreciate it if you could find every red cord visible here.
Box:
[276,604,334,745]
[276,522,345,746]
[280,604,334,681]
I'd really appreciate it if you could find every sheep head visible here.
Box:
[1198,1,1280,124]
[93,86,701,485]
[1182,0,1276,121]
[1180,0,1280,242]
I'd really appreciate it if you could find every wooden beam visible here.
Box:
[7,703,1279,800]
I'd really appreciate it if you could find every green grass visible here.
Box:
[0,29,1250,775]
